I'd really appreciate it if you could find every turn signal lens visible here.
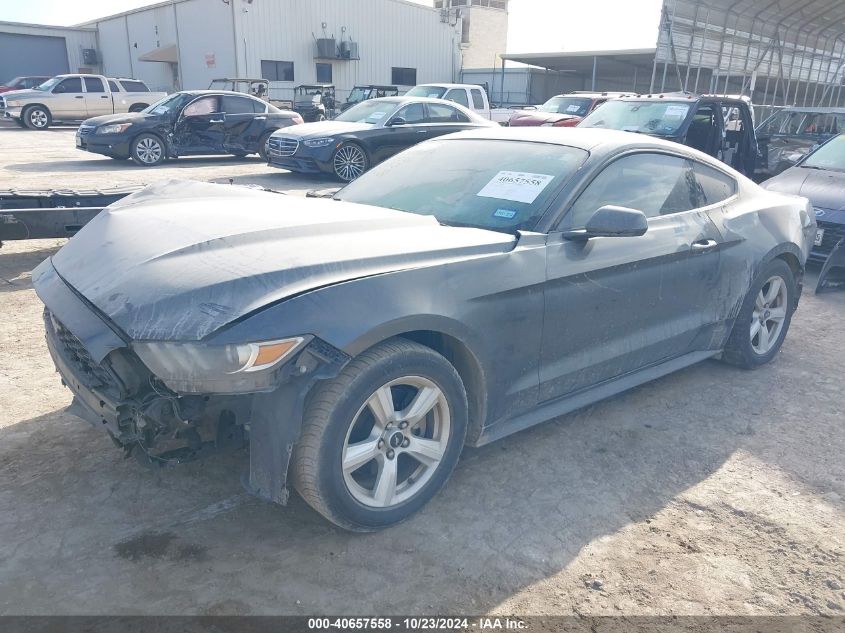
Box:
[242,339,305,373]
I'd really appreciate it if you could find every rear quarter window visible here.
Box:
[693,162,737,205]
[119,80,149,92]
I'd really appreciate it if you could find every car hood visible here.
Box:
[508,111,579,126]
[46,180,515,341]
[272,120,375,138]
[82,112,155,127]
[0,89,42,100]
[763,166,845,211]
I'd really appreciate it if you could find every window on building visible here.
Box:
[391,67,417,86]
[261,60,294,82]
[119,80,149,92]
[83,77,106,93]
[316,63,332,83]
[53,77,83,93]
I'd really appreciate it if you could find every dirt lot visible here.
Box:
[1,124,844,616]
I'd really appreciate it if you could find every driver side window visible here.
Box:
[183,96,219,116]
[563,153,705,229]
[393,103,427,124]
[53,77,82,94]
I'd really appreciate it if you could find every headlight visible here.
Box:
[4,100,19,107]
[96,123,132,134]
[133,336,308,393]
[303,137,335,148]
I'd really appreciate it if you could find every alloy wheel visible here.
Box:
[750,275,788,355]
[341,376,450,508]
[136,137,163,164]
[333,145,366,181]
[29,109,48,128]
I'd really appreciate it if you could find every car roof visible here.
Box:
[415,83,482,89]
[177,89,262,97]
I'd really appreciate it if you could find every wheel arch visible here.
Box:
[761,243,805,307]
[130,130,170,158]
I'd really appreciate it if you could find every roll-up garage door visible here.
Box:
[0,33,69,83]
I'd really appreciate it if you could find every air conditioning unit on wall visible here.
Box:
[82,49,99,64]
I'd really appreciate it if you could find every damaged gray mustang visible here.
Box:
[34,128,815,531]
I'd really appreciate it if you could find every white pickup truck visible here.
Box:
[405,83,513,124]
[0,74,167,129]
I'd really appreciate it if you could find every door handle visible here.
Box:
[209,119,224,123]
[74,95,84,99]
[100,95,109,99]
[416,130,428,134]
[690,239,718,253]
[254,116,266,120]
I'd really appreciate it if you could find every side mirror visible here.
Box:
[564,205,648,239]
[387,117,407,126]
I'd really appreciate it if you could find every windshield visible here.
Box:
[4,77,22,87]
[347,87,368,103]
[580,100,692,135]
[757,110,845,137]
[801,134,845,172]
[36,77,63,92]
[144,92,191,115]
[539,96,592,116]
[406,86,447,99]
[336,139,588,233]
[334,100,398,124]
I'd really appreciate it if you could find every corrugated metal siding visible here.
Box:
[0,23,98,76]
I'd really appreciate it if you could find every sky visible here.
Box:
[1,0,663,53]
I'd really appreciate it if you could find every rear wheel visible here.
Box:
[292,339,468,531]
[722,259,796,368]
[130,133,165,166]
[332,143,368,181]
[23,105,51,130]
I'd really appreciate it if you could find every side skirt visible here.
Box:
[475,350,719,446]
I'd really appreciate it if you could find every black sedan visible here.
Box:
[75,90,303,166]
[34,129,813,531]
[266,96,496,181]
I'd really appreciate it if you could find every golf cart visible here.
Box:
[293,84,336,121]
[340,85,400,112]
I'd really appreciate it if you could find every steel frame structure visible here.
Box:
[652,0,845,118]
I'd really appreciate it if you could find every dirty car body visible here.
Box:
[34,128,813,526]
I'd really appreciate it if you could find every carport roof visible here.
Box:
[501,49,658,74]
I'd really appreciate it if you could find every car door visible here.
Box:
[372,102,428,162]
[82,77,112,117]
[220,95,266,152]
[539,151,725,400]
[49,77,86,118]
[172,95,226,154]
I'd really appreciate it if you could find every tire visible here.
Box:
[130,133,166,166]
[292,338,468,531]
[722,259,796,369]
[257,131,274,162]
[23,105,51,130]
[332,142,369,182]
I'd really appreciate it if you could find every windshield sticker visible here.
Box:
[493,208,517,219]
[664,104,690,118]
[427,92,441,98]
[477,171,555,204]
[369,111,386,119]
[566,104,581,113]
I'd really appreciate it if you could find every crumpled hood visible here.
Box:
[49,180,514,341]
[82,112,153,127]
[763,166,845,211]
[272,120,374,138]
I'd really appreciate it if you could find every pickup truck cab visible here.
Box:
[0,74,167,129]
[405,83,511,124]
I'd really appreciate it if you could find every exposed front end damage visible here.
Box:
[36,260,350,505]
[816,238,845,293]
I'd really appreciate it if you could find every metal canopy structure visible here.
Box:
[654,0,845,114]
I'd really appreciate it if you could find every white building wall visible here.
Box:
[231,0,461,102]
[461,7,507,70]
[173,0,238,89]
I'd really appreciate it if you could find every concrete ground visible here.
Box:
[0,124,843,616]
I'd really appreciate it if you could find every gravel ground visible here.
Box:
[0,124,843,616]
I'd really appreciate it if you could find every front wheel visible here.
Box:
[130,133,166,166]
[292,339,468,531]
[332,143,368,181]
[257,131,274,162]
[722,259,796,368]
[23,105,51,130]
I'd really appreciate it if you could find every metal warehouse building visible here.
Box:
[1,0,474,102]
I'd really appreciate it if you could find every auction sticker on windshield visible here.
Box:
[665,104,690,118]
[566,104,581,112]
[477,171,554,204]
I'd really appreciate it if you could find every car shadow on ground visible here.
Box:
[5,155,270,173]
[0,244,60,293]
